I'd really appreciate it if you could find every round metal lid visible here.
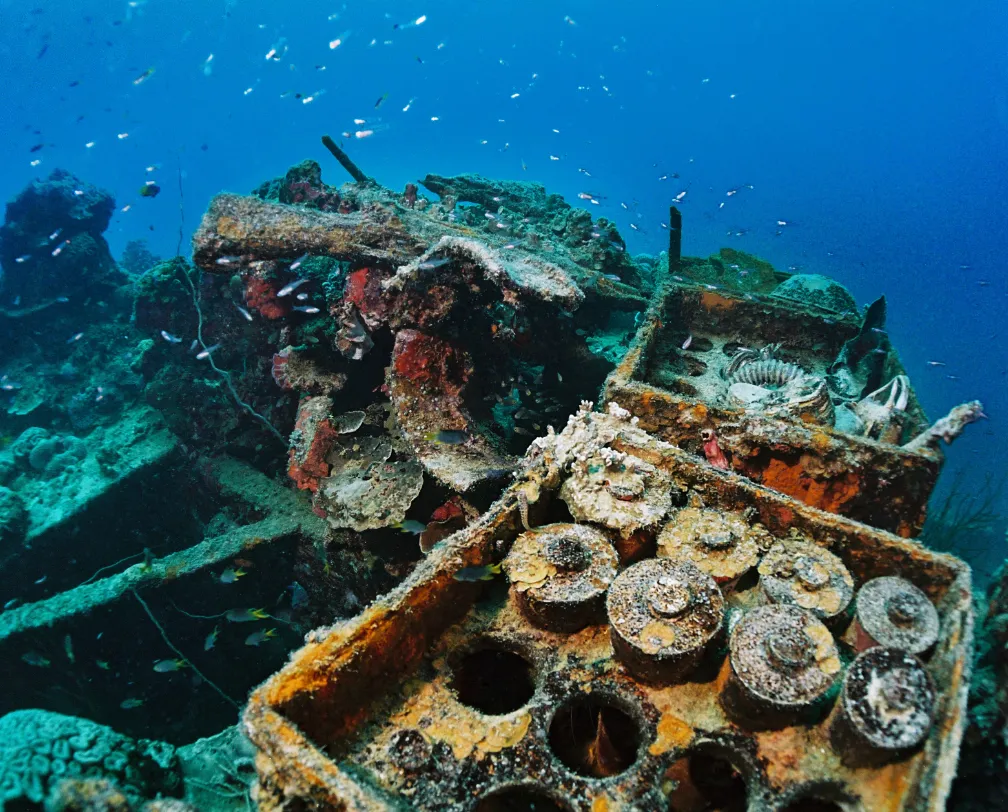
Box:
[729,604,841,709]
[841,647,936,751]
[657,505,766,585]
[855,576,940,655]
[607,558,724,658]
[758,539,854,622]
[504,523,618,604]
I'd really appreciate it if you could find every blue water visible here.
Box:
[2,0,1006,577]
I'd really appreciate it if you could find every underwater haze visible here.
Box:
[1,0,1008,805]
[4,0,1005,575]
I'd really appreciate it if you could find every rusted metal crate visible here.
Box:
[243,409,971,811]
[602,282,941,537]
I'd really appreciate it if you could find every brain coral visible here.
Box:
[0,709,181,806]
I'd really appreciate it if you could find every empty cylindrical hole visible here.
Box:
[475,786,572,812]
[668,746,749,812]
[547,694,643,778]
[450,646,535,715]
[779,800,845,812]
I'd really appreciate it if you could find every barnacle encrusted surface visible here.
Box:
[315,435,424,531]
[657,501,770,583]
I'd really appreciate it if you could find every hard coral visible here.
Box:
[0,709,181,807]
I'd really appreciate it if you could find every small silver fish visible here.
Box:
[277,278,308,297]
[22,651,50,668]
[681,334,693,350]
[51,240,68,257]
[15,254,30,263]
[66,332,84,344]
[196,343,220,360]
[233,303,253,321]
[160,330,182,343]
[49,228,62,241]
[215,255,241,265]
[289,253,309,271]
[293,305,320,314]
[296,292,309,301]
[153,659,187,672]
[418,257,451,271]
[63,634,74,664]
[120,698,145,709]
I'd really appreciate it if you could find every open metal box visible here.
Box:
[243,408,971,811]
[602,282,941,537]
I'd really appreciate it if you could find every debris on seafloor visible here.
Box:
[191,149,638,514]
[0,144,993,811]
[602,261,986,537]
[241,404,974,811]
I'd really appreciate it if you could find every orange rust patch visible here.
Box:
[591,795,617,812]
[700,291,738,312]
[649,714,694,756]
[640,391,665,412]
[810,431,832,452]
[757,457,861,514]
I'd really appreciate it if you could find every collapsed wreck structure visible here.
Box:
[0,142,988,810]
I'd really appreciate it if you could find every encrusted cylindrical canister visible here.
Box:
[657,505,765,591]
[830,647,936,766]
[852,576,940,656]
[758,539,854,630]
[607,558,725,684]
[722,604,842,728]
[504,523,619,633]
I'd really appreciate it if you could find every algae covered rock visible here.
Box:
[253,159,342,211]
[677,248,779,294]
[0,485,27,546]
[9,426,52,464]
[0,709,182,806]
[771,273,858,315]
[27,434,88,478]
[315,435,424,531]
[0,169,121,303]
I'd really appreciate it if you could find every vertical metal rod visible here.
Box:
[668,206,682,273]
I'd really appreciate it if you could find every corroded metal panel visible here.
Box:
[244,409,971,811]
